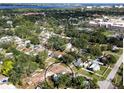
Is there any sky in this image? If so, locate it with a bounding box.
[0,0,124,3]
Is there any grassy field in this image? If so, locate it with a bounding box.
[95,66,108,75]
[0,64,2,73]
[103,48,122,59]
[113,73,122,85]
[73,64,112,81]
[103,51,119,59]
[103,49,122,67]
[76,68,102,81]
[45,57,58,66]
[112,64,123,88]
[101,31,113,36]
[102,68,111,79]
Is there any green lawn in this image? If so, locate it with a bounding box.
[101,31,113,36]
[112,64,123,86]
[74,65,112,81]
[95,66,108,75]
[113,73,122,85]
[102,68,111,79]
[117,48,123,55]
[45,57,58,66]
[77,68,102,81]
[46,58,57,62]
[103,51,120,59]
[103,48,122,59]
[0,64,2,73]
[103,49,122,67]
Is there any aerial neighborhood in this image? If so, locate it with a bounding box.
[0,4,123,89]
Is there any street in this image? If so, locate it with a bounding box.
[98,54,123,89]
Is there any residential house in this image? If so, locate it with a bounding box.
[6,20,13,27]
[52,51,65,58]
[112,45,119,52]
[89,62,100,71]
[5,53,13,59]
[52,72,66,82]
[65,43,72,52]
[52,74,59,82]
[88,59,103,71]
[74,58,83,67]
[98,56,108,66]
[14,36,23,45]
[0,48,3,53]
[48,51,53,57]
[0,36,13,45]
[39,31,54,44]
[0,60,3,64]
[25,40,31,46]
[83,62,89,68]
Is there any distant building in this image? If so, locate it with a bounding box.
[89,17,124,31]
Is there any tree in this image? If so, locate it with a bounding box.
[107,44,113,51]
[97,27,106,32]
[6,46,20,55]
[15,53,38,75]
[26,61,39,76]
[57,74,71,88]
[0,53,4,60]
[108,54,117,64]
[1,60,14,76]
[13,15,25,27]
[8,52,39,85]
[116,40,123,47]
[80,33,89,41]
[72,37,88,49]
[52,74,71,88]
[108,37,123,47]
[100,45,108,51]
[37,82,53,89]
[14,20,35,39]
[72,76,85,89]
[89,45,102,56]
[35,50,48,69]
[47,36,67,51]
[89,31,107,44]
[89,79,99,88]
[67,51,80,60]
[0,41,13,49]
[28,35,40,45]
[60,54,75,64]
[8,68,22,85]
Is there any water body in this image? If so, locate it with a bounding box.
[0,3,123,9]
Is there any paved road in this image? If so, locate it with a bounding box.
[107,55,123,80]
[98,55,123,89]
